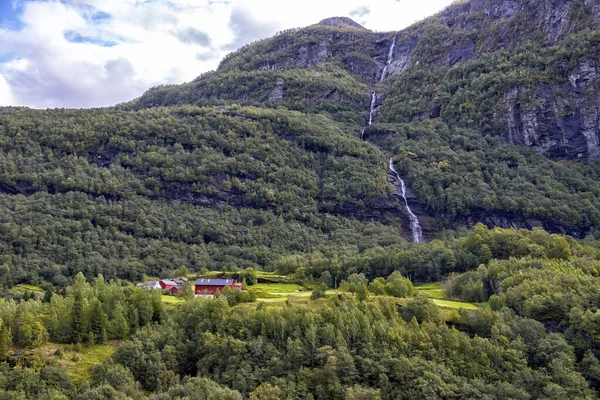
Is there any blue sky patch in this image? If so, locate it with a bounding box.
[64,30,118,47]
[0,1,25,30]
[90,11,111,22]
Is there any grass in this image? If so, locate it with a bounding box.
[34,343,118,384]
[252,283,305,293]
[252,282,310,302]
[415,282,479,310]
[431,298,478,310]
[161,295,185,304]
[414,282,445,299]
[9,284,45,295]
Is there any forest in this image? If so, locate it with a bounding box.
[1,0,600,398]
[1,226,600,399]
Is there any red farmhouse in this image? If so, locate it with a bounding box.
[194,279,242,296]
[159,279,178,290]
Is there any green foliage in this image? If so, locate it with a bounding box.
[385,271,414,297]
[0,105,402,286]
[310,283,327,300]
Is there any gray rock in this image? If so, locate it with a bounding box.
[268,79,284,101]
[500,59,600,160]
[317,17,368,30]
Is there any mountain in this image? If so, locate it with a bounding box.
[1,0,600,284]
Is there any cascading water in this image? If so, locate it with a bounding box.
[361,93,377,139]
[362,36,396,138]
[380,36,396,82]
[360,37,424,243]
[389,159,424,244]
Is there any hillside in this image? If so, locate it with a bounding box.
[4,1,600,399]
[126,0,600,239]
[0,0,599,285]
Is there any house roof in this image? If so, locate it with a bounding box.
[161,279,179,286]
[138,281,160,289]
[194,279,235,286]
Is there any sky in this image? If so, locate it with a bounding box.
[0,0,455,109]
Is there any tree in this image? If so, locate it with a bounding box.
[319,271,332,288]
[90,299,108,344]
[385,271,414,297]
[406,294,440,323]
[345,385,381,400]
[250,383,282,400]
[71,289,86,343]
[178,281,195,301]
[311,283,327,300]
[0,319,8,361]
[368,278,386,295]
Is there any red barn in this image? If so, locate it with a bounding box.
[159,279,178,290]
[194,279,242,296]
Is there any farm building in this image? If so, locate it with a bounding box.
[194,279,242,296]
[138,281,161,290]
[159,279,179,290]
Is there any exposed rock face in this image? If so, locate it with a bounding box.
[500,59,600,160]
[268,79,284,101]
[318,17,368,30]
[138,1,600,161]
[386,34,418,78]
[441,0,596,46]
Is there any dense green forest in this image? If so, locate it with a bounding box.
[2,227,600,399]
[0,106,403,285]
[2,0,600,397]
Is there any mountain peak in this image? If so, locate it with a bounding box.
[317,17,368,30]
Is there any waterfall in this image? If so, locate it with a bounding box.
[380,36,396,82]
[361,92,377,139]
[361,37,396,139]
[389,158,424,244]
[359,36,423,243]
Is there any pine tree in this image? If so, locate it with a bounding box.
[71,290,85,343]
[0,319,9,361]
[90,299,108,344]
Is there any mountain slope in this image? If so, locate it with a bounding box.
[127,1,600,236]
[2,0,600,284]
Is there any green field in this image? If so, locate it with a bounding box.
[9,284,45,293]
[251,282,311,304]
[415,282,478,309]
[161,295,185,304]
[431,298,478,310]
[252,283,305,293]
[27,343,118,384]
[159,280,477,311]
[414,282,445,299]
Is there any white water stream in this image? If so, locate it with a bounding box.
[361,36,424,243]
[380,36,396,82]
[389,159,424,244]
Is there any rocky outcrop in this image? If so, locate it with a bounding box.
[500,58,600,160]
[268,79,284,101]
[451,208,588,238]
[318,17,368,31]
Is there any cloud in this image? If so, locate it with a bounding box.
[350,6,371,18]
[0,0,456,109]
[225,6,278,50]
[175,27,212,46]
[0,75,14,106]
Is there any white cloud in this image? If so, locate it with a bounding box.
[0,0,455,109]
[0,74,14,106]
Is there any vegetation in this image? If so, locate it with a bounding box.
[1,0,600,398]
[0,226,599,398]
